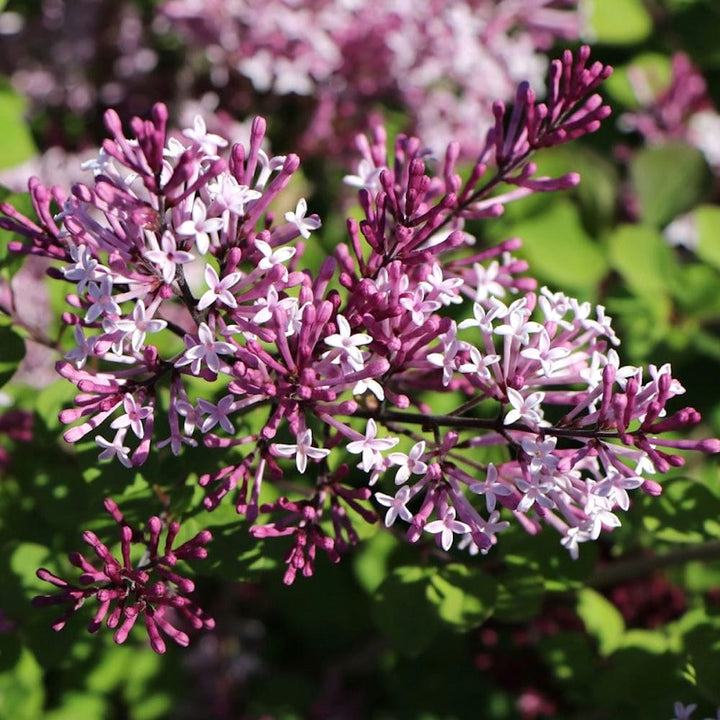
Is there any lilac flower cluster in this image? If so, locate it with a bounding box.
[32,499,213,653]
[0,0,159,135]
[621,53,720,171]
[2,47,718,590]
[619,52,720,250]
[672,702,720,720]
[159,0,582,157]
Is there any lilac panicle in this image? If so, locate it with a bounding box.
[32,499,213,653]
[3,47,719,586]
[159,0,583,158]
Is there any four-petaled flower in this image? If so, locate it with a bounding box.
[387,441,428,485]
[176,199,225,255]
[272,428,330,473]
[399,287,441,326]
[177,322,235,375]
[62,243,108,293]
[375,486,414,527]
[197,395,236,434]
[470,463,513,513]
[110,394,153,439]
[424,507,471,551]
[65,324,97,369]
[95,429,133,468]
[196,264,242,310]
[182,114,228,155]
[144,231,195,285]
[346,419,399,472]
[284,198,321,239]
[207,175,262,218]
[114,300,168,352]
[504,388,545,427]
[255,238,296,277]
[324,315,372,370]
[86,277,120,322]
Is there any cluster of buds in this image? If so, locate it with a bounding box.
[2,47,718,598]
[32,499,213,653]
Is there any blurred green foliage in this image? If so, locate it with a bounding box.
[1,0,720,718]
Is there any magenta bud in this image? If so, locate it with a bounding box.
[641,479,663,496]
[699,438,720,453]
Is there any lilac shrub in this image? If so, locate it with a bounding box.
[158,0,582,157]
[2,47,719,648]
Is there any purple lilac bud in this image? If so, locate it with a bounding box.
[32,500,213,653]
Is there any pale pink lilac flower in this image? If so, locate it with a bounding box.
[175,199,225,255]
[177,323,235,375]
[284,198,321,239]
[346,419,399,472]
[113,300,167,351]
[196,265,242,310]
[424,507,471,551]
[110,394,153,439]
[272,429,331,474]
[375,486,414,527]
[3,50,719,587]
[144,231,195,285]
[95,429,133,468]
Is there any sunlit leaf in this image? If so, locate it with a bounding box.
[577,588,625,656]
[372,566,441,655]
[630,143,711,227]
[587,0,652,45]
[0,82,36,170]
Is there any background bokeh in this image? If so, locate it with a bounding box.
[2,1,720,719]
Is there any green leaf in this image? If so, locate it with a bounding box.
[494,564,544,622]
[683,624,720,704]
[604,54,672,109]
[500,525,598,591]
[506,199,608,295]
[34,377,77,431]
[117,648,174,720]
[639,478,720,544]
[538,631,597,690]
[592,645,686,718]
[630,143,711,227]
[576,588,625,656]
[0,320,25,388]
[0,82,36,170]
[44,693,108,720]
[427,564,497,631]
[353,530,399,594]
[9,541,53,596]
[671,3,720,68]
[670,262,720,318]
[587,0,652,44]
[0,647,44,720]
[606,224,676,298]
[588,0,652,45]
[372,566,441,655]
